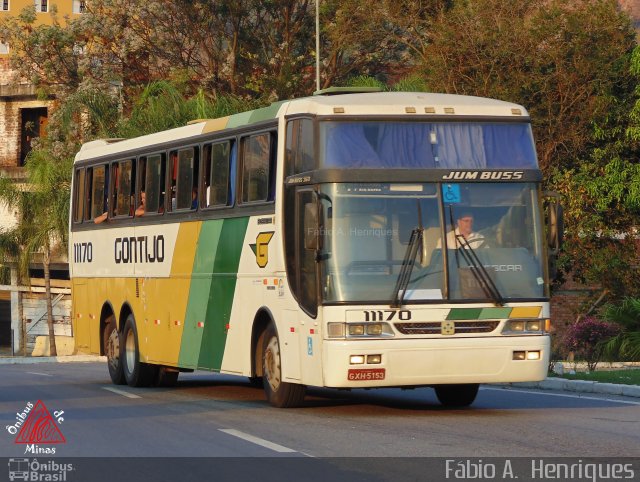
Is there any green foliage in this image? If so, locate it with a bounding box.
[601,298,640,361]
[344,75,428,92]
[118,81,262,138]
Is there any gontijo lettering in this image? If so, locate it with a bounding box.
[115,235,165,264]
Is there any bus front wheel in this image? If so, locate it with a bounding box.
[434,384,479,407]
[262,324,306,408]
[122,314,157,387]
[104,317,125,385]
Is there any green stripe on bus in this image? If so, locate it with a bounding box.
[479,307,512,319]
[197,216,250,370]
[178,220,224,368]
[248,102,285,123]
[446,308,483,320]
[226,111,254,129]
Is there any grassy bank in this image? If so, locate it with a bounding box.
[549,368,640,385]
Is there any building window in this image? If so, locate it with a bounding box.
[0,0,9,12]
[33,0,47,12]
[0,43,8,55]
[72,0,85,13]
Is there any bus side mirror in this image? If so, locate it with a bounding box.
[544,192,564,280]
[304,202,320,251]
[545,196,564,253]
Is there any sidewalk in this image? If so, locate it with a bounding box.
[496,378,640,399]
[0,354,106,364]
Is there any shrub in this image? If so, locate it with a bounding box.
[563,316,621,371]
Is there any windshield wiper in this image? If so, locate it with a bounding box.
[447,206,503,306]
[391,227,423,308]
[454,233,504,306]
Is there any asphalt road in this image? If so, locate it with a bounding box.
[1,362,639,481]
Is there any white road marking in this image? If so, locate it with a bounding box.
[102,386,142,399]
[27,372,52,377]
[482,386,640,406]
[219,429,297,453]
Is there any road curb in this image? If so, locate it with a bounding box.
[0,355,106,365]
[495,377,640,399]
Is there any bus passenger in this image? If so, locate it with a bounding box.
[135,191,146,217]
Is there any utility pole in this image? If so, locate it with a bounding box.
[316,0,321,92]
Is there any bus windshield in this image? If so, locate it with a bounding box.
[319,121,538,169]
[317,182,546,303]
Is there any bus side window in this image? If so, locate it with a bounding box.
[73,168,85,223]
[83,167,93,222]
[90,164,107,223]
[147,153,165,215]
[285,118,315,176]
[114,159,134,217]
[241,132,273,203]
[170,147,199,211]
[203,141,231,208]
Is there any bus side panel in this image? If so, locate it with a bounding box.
[71,280,92,354]
[142,222,200,364]
[177,220,223,368]
[193,217,249,370]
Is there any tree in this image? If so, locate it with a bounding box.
[602,298,640,361]
[0,169,65,356]
[418,0,640,298]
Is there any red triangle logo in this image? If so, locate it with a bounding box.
[14,400,66,444]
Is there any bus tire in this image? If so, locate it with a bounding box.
[262,324,305,408]
[103,317,125,385]
[121,314,157,387]
[434,384,479,407]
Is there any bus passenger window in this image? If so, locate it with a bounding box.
[241,133,271,203]
[203,141,231,208]
[73,168,85,223]
[137,154,165,216]
[90,165,107,223]
[113,159,134,217]
[171,148,199,211]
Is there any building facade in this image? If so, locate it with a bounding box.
[0,0,81,355]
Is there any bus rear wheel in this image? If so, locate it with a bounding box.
[103,317,125,385]
[262,324,305,408]
[122,314,157,387]
[434,384,479,407]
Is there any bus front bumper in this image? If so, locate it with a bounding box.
[322,335,550,388]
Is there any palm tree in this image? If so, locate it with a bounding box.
[602,298,640,361]
[22,152,74,357]
[0,179,38,355]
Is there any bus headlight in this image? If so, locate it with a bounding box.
[366,324,383,336]
[526,320,542,331]
[348,324,365,336]
[327,323,345,338]
[327,322,394,338]
[502,319,549,335]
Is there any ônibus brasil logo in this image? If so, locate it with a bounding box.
[5,400,66,455]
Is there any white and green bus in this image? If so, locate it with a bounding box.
[70,89,560,407]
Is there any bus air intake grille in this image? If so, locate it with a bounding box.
[394,321,500,335]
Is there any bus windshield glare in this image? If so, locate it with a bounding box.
[319,121,538,169]
[317,182,546,303]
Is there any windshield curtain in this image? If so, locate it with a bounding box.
[317,183,546,303]
[319,121,538,169]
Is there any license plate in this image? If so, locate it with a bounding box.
[347,368,386,381]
